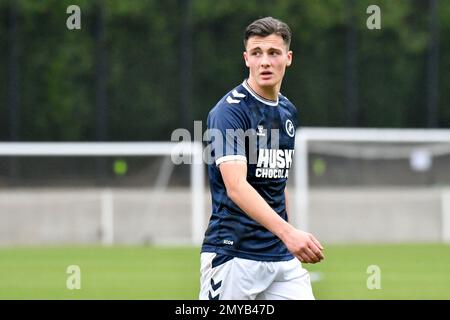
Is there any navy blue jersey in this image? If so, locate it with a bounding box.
[201,80,298,261]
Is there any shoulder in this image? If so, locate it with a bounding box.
[278,93,299,127]
[278,93,297,114]
[210,84,248,112]
[208,84,250,126]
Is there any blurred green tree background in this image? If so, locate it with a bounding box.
[0,0,449,142]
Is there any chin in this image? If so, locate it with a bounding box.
[258,80,278,88]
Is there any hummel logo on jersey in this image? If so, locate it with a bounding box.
[257,125,266,136]
[226,90,246,104]
[256,149,294,178]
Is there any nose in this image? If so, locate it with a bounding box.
[260,53,270,67]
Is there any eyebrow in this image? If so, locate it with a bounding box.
[248,46,283,52]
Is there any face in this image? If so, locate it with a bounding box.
[244,34,292,95]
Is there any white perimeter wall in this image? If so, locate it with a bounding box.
[0,187,446,246]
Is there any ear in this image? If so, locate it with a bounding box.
[243,51,250,67]
[286,50,293,67]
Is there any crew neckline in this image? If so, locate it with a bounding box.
[242,80,279,107]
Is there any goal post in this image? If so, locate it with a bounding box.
[3,129,450,246]
[0,141,205,245]
[442,188,450,243]
[294,127,450,243]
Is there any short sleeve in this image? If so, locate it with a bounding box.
[207,104,249,166]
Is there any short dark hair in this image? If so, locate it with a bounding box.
[244,17,292,49]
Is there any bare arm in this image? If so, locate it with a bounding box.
[220,161,324,263]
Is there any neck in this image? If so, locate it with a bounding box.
[246,78,279,101]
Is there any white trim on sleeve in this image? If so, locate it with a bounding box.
[216,155,247,166]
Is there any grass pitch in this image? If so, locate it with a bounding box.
[0,244,449,299]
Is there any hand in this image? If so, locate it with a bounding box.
[281,228,324,264]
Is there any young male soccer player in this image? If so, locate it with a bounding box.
[199,17,324,300]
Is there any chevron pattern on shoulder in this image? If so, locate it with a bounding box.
[226,96,240,104]
[226,90,245,104]
[232,90,246,98]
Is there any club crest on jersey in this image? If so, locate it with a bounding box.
[285,119,295,137]
[255,149,294,179]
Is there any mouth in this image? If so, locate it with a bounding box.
[260,71,273,79]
